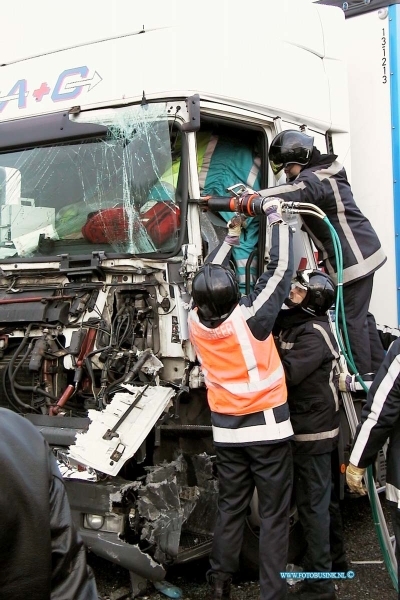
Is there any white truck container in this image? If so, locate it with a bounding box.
[318,0,400,328]
[0,0,349,593]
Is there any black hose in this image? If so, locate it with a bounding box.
[105,349,152,401]
[8,325,57,406]
[7,325,42,412]
[124,349,152,383]
[2,364,24,413]
[245,249,258,296]
[83,353,103,404]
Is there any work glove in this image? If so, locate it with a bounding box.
[346,462,367,496]
[262,197,283,225]
[224,215,247,246]
[339,373,374,393]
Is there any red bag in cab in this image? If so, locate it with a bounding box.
[82,202,180,246]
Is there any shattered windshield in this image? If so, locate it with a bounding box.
[0,103,181,259]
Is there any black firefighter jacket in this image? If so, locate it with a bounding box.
[274,307,340,454]
[260,150,386,285]
[350,337,400,507]
[0,408,98,600]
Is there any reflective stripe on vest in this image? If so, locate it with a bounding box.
[293,427,339,442]
[212,407,293,444]
[188,305,287,415]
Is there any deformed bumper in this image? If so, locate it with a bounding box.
[81,529,166,581]
[65,477,166,581]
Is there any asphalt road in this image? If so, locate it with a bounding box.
[90,493,398,600]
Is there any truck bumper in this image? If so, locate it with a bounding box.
[81,529,166,581]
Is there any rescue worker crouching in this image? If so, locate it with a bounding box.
[188,200,294,600]
[274,270,344,600]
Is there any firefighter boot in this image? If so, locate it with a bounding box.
[208,574,231,600]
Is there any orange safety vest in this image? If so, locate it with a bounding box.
[188,305,287,415]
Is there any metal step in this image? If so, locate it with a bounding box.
[175,531,213,564]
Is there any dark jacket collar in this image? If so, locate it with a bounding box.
[276,305,329,329]
[286,148,338,182]
[304,147,337,169]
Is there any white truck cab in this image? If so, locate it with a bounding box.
[0,0,349,592]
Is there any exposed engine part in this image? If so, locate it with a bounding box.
[94,289,161,405]
[160,358,187,384]
[49,385,75,417]
[3,324,68,412]
[69,289,99,318]
[29,329,60,371]
[188,365,205,388]
[0,335,8,359]
[113,290,158,352]
[0,285,168,416]
[0,290,71,324]
[179,245,200,289]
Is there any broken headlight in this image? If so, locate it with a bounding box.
[83,513,123,533]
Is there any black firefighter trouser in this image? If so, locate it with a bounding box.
[341,274,385,375]
[293,452,335,596]
[208,441,293,600]
[329,449,347,568]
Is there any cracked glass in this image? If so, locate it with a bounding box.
[0,103,181,258]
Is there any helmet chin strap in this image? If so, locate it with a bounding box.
[283,297,299,309]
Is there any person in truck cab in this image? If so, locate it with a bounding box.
[274,269,344,600]
[0,408,98,600]
[196,129,262,293]
[252,130,386,379]
[188,200,294,600]
[147,128,263,292]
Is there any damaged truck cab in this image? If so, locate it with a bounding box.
[0,100,218,583]
[0,0,349,592]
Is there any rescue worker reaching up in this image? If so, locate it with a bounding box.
[253,130,386,377]
[188,199,294,600]
[274,270,342,600]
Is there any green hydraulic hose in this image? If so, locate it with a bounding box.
[322,219,357,377]
[279,201,397,589]
[322,215,398,591]
[219,196,397,588]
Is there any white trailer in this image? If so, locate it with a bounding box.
[317,0,400,328]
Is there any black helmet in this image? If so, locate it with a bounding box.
[192,263,240,323]
[293,270,336,316]
[269,130,314,175]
